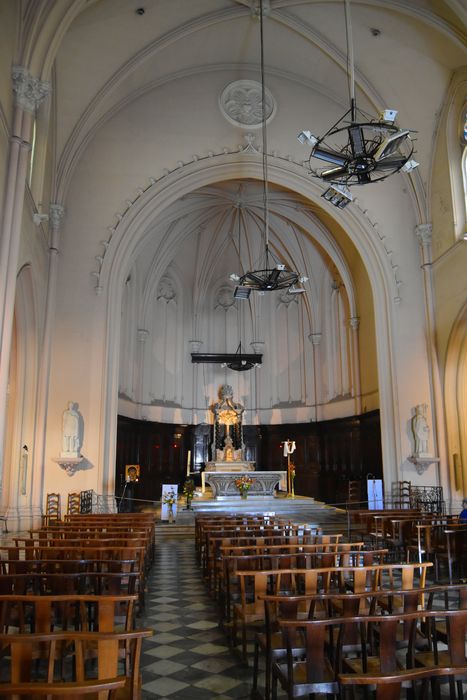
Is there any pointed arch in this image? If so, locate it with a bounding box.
[445,303,467,497]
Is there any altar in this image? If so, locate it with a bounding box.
[206,461,254,472]
[204,470,287,498]
[201,384,286,498]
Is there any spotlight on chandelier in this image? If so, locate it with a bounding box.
[230,0,306,297]
[298,0,419,207]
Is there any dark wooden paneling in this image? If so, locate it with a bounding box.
[115,417,189,506]
[116,410,382,505]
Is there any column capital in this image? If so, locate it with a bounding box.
[415,223,433,246]
[189,340,203,353]
[309,332,322,346]
[137,329,149,343]
[350,316,360,330]
[250,340,265,353]
[49,204,65,231]
[12,66,51,113]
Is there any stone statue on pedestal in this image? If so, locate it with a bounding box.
[412,403,430,457]
[61,402,81,458]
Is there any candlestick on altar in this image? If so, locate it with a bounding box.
[186,450,191,476]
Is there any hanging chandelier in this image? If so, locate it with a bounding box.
[298,0,418,205]
[231,0,306,299]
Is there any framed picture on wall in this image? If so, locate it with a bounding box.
[125,464,140,482]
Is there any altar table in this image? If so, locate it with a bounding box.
[204,470,286,498]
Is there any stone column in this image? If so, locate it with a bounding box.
[0,66,50,488]
[415,223,447,493]
[309,333,322,421]
[349,316,362,414]
[189,340,203,424]
[251,341,265,425]
[31,204,65,508]
[136,329,149,418]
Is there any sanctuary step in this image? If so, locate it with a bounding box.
[190,491,347,534]
[147,493,347,535]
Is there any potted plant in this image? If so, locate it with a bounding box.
[183,479,195,509]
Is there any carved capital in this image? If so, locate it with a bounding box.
[137,329,149,343]
[12,66,51,112]
[49,204,65,231]
[189,340,203,353]
[309,333,322,346]
[250,341,265,354]
[415,223,433,247]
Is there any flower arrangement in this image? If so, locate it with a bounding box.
[235,475,254,496]
[183,479,195,498]
[162,490,177,507]
[183,479,195,509]
[288,463,296,498]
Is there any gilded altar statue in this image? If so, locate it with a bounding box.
[211,384,245,461]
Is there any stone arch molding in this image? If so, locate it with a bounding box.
[444,303,467,496]
[92,141,403,305]
[96,153,405,494]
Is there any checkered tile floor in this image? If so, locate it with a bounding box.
[139,535,464,699]
[140,535,259,699]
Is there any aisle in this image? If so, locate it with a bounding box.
[140,535,256,700]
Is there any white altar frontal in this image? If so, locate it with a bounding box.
[204,470,286,498]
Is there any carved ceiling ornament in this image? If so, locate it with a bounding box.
[216,286,236,309]
[219,80,276,128]
[12,66,51,113]
[157,277,176,302]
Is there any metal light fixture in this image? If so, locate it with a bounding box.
[298,0,418,198]
[231,0,305,296]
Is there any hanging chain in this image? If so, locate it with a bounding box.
[260,0,270,262]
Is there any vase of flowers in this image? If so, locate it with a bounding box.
[162,489,177,523]
[289,465,296,498]
[235,475,254,499]
[183,479,195,510]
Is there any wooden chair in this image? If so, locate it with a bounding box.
[393,480,412,509]
[0,628,153,699]
[273,610,429,700]
[43,492,61,526]
[409,608,467,699]
[67,491,81,515]
[433,526,467,583]
[272,616,342,699]
[0,680,125,697]
[339,666,467,700]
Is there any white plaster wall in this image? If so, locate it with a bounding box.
[44,67,436,499]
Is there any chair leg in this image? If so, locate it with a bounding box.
[271,669,277,700]
[251,637,259,696]
[241,622,247,662]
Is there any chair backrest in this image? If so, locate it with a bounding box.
[0,593,138,633]
[44,493,61,522]
[0,628,152,698]
[339,665,467,700]
[67,492,81,515]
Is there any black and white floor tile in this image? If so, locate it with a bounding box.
[140,536,260,700]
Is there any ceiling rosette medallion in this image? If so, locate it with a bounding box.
[219,80,276,128]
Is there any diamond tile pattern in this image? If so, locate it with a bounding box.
[140,535,267,699]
